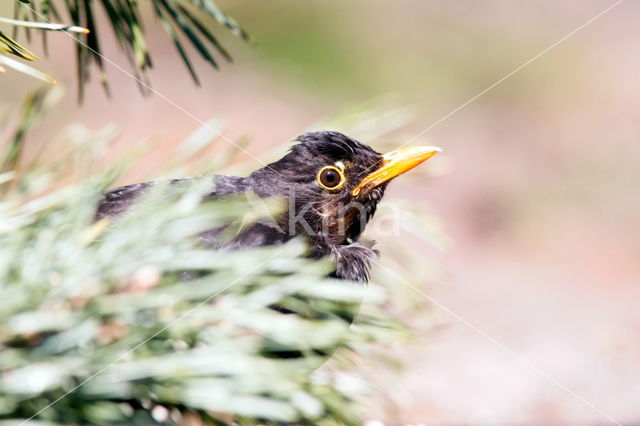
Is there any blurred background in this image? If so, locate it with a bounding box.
[2,0,640,423]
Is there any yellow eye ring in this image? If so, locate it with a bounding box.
[317,166,346,190]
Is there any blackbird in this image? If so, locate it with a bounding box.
[96,131,440,283]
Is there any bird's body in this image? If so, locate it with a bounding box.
[96,132,440,282]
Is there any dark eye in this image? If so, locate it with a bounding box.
[317,166,345,190]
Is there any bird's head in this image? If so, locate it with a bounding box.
[250,131,440,246]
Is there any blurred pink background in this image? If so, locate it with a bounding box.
[2,1,640,424]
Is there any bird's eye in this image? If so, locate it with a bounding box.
[317,166,346,190]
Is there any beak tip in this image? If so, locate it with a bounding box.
[352,144,442,196]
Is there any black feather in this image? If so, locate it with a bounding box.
[96,131,390,283]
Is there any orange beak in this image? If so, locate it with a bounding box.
[352,146,442,196]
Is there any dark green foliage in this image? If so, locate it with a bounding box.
[3,1,253,98]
